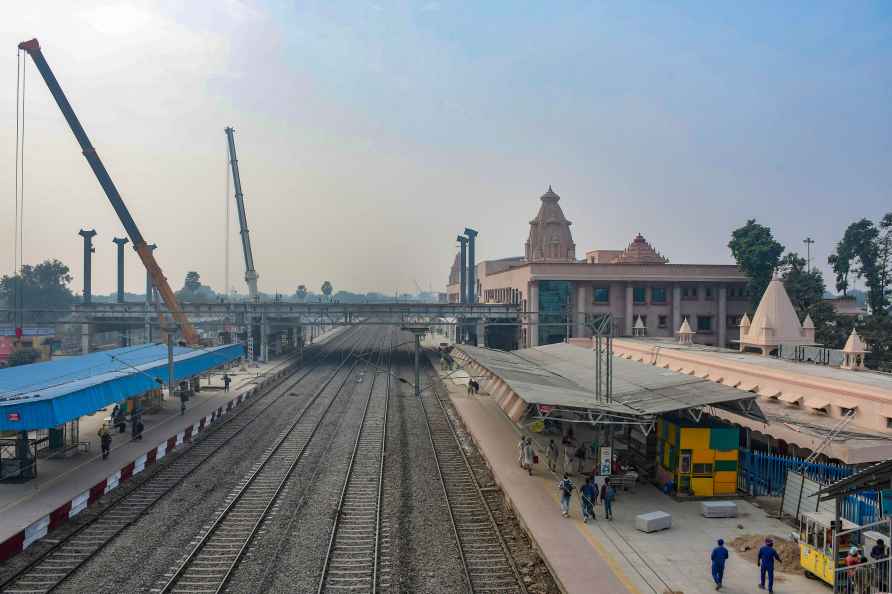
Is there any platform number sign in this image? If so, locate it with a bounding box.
[6,412,21,422]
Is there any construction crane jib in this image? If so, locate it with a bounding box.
[18,38,199,345]
[224,127,259,299]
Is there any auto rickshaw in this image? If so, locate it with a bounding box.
[799,511,858,585]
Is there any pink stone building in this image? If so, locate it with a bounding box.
[447,187,750,349]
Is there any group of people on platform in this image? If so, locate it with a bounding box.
[557,474,615,522]
[97,403,145,460]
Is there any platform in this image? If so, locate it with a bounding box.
[436,359,826,594]
[0,355,291,562]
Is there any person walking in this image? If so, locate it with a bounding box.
[757,538,781,593]
[98,425,112,460]
[521,438,535,476]
[870,538,888,592]
[517,436,527,468]
[134,418,144,441]
[580,478,597,523]
[546,439,558,472]
[222,373,231,392]
[558,473,575,518]
[601,482,616,520]
[710,538,729,590]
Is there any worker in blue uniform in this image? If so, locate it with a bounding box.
[710,538,729,590]
[757,538,781,593]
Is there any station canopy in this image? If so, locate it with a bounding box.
[0,343,244,431]
[458,342,766,426]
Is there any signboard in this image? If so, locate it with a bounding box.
[6,412,21,422]
[537,404,553,416]
[0,326,55,337]
[599,446,612,476]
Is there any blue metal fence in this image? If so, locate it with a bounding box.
[738,449,854,496]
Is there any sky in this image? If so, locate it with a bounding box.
[2,1,891,297]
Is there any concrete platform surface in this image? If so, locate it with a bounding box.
[438,362,825,594]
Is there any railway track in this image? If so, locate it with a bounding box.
[0,329,359,594]
[317,329,393,593]
[418,356,527,594]
[158,329,383,594]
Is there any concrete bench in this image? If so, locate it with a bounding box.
[701,501,737,518]
[635,511,672,533]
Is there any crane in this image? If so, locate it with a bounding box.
[224,127,259,299]
[18,38,199,345]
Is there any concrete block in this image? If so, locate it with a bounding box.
[701,501,738,518]
[635,511,672,533]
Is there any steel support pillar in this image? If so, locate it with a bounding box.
[464,227,477,305]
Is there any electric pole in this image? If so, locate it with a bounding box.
[804,237,815,271]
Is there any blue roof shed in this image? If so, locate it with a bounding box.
[0,343,244,431]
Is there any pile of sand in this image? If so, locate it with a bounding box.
[730,535,800,574]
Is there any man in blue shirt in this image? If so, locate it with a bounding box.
[710,538,729,590]
[757,538,781,593]
[580,478,598,523]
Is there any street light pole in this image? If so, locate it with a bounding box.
[804,237,815,271]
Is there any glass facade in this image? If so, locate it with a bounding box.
[593,286,610,303]
[538,280,571,345]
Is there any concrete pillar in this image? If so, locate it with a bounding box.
[465,228,478,304]
[144,243,157,343]
[112,237,129,303]
[78,229,97,304]
[457,236,468,304]
[528,282,539,347]
[718,285,727,348]
[624,284,634,336]
[576,283,587,337]
[260,316,269,362]
[80,322,91,354]
[672,285,682,337]
[477,319,486,347]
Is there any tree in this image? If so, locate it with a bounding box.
[321,281,333,300]
[829,216,890,315]
[779,252,825,316]
[0,259,75,321]
[184,271,202,293]
[728,220,785,309]
[295,285,308,301]
[176,271,216,302]
[8,347,41,367]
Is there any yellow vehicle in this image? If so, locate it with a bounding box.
[798,511,857,585]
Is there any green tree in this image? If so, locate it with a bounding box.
[184,271,202,293]
[728,220,785,309]
[321,281,333,300]
[779,252,825,316]
[7,347,41,367]
[0,259,75,321]
[295,285,308,301]
[829,217,890,315]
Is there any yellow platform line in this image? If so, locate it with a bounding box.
[545,488,643,594]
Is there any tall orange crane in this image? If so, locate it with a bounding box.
[18,38,199,345]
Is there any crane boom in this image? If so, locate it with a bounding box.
[224,127,259,299]
[18,38,199,345]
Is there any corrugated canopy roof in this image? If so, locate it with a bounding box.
[0,343,244,431]
[458,343,765,421]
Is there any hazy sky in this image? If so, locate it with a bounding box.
[2,1,890,297]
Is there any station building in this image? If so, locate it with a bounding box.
[447,187,750,349]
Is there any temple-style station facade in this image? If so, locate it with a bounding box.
[448,187,750,349]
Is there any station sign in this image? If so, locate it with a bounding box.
[0,326,55,337]
[599,446,612,476]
